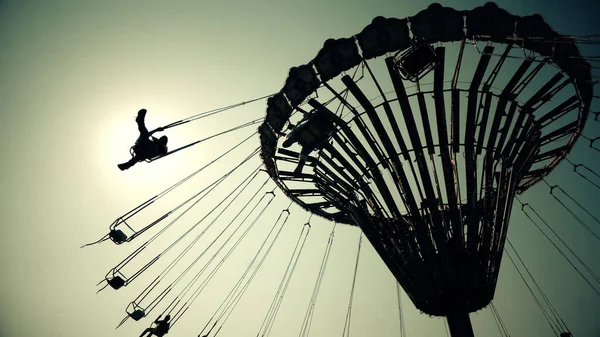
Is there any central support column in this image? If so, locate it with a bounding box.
[446,311,475,337]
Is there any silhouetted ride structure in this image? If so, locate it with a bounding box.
[259,2,593,336]
[86,2,600,337]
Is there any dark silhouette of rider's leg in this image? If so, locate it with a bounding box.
[118,109,149,171]
[139,327,155,337]
[118,156,138,171]
[136,109,149,137]
[294,146,312,174]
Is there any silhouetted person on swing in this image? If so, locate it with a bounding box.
[118,109,168,171]
[140,315,171,337]
[282,107,336,175]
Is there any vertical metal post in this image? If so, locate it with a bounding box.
[446,311,475,337]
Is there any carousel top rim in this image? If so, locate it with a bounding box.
[258,1,594,224]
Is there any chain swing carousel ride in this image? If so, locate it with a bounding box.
[85,3,599,337]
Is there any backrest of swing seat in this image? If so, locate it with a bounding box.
[109,229,128,244]
[107,275,126,290]
[129,309,146,321]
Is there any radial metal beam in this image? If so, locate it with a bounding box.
[362,60,412,161]
[482,58,534,244]
[341,73,419,209]
[308,99,403,219]
[320,87,390,170]
[416,91,436,154]
[386,55,455,291]
[475,92,494,155]
[433,47,462,247]
[536,96,580,126]
[330,133,372,180]
[539,120,579,145]
[451,40,466,154]
[507,116,535,165]
[318,151,361,190]
[464,46,494,291]
[342,74,411,197]
[315,160,357,193]
[523,72,565,109]
[501,72,566,158]
[500,108,527,159]
[494,100,519,160]
[533,145,571,163]
[485,58,534,157]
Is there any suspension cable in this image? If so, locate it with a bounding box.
[504,245,560,336]
[544,178,600,228]
[140,173,270,318]
[98,148,260,291]
[489,302,503,336]
[196,193,280,331]
[167,182,278,328]
[120,175,268,330]
[256,221,312,337]
[115,166,264,329]
[100,170,231,294]
[176,188,281,334]
[541,179,600,241]
[202,205,293,337]
[579,134,600,153]
[517,198,600,295]
[298,223,337,337]
[83,132,258,248]
[155,93,276,132]
[490,301,510,337]
[149,118,263,162]
[132,160,264,307]
[342,232,363,337]
[565,158,600,191]
[507,239,569,332]
[397,282,406,337]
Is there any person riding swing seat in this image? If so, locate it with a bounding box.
[118,109,168,171]
[282,106,337,174]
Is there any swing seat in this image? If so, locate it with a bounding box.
[132,145,164,163]
[393,41,437,82]
[129,309,146,321]
[107,276,126,290]
[145,154,164,163]
[126,301,147,321]
[109,229,128,244]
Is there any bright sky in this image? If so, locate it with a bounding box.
[0,1,599,337]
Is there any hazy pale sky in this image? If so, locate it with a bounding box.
[0,1,599,337]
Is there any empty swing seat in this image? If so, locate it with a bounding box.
[107,275,126,290]
[393,41,437,82]
[109,229,128,244]
[126,301,147,321]
[129,309,146,321]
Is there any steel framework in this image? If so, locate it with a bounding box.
[259,3,593,336]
